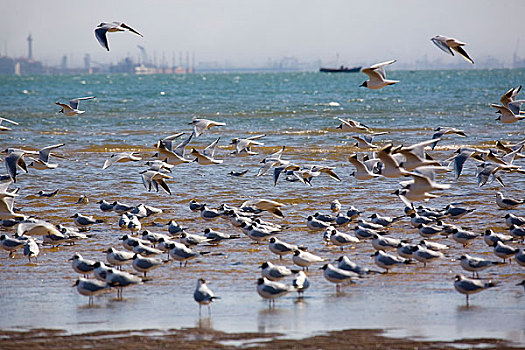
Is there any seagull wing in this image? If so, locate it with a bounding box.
[69,96,95,110]
[94,26,110,51]
[431,36,454,55]
[120,23,143,37]
[203,137,220,158]
[39,143,65,163]
[174,133,193,157]
[55,102,74,113]
[451,45,474,64]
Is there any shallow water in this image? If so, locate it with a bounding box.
[0,70,524,344]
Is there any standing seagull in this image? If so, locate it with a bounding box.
[496,192,525,209]
[94,22,143,51]
[431,35,474,64]
[359,60,398,90]
[454,274,496,306]
[194,278,219,317]
[55,96,95,116]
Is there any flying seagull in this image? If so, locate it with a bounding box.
[95,22,143,51]
[431,35,474,64]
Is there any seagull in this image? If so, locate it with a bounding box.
[106,247,135,266]
[180,232,212,246]
[399,172,450,195]
[348,154,381,181]
[28,143,65,170]
[451,228,480,247]
[327,228,360,249]
[371,234,402,251]
[71,213,103,230]
[260,261,298,281]
[23,237,39,262]
[352,136,379,150]
[241,199,285,218]
[5,149,27,183]
[97,199,115,212]
[431,35,474,64]
[38,189,60,198]
[228,169,249,177]
[140,170,172,194]
[105,268,142,300]
[73,278,111,305]
[194,278,219,317]
[93,261,112,282]
[377,144,409,178]
[492,241,519,263]
[491,104,525,124]
[336,256,378,275]
[132,253,164,277]
[0,234,25,257]
[330,199,341,213]
[496,192,525,209]
[191,138,223,165]
[103,152,141,169]
[306,216,331,230]
[69,253,96,277]
[516,249,525,267]
[336,118,372,132]
[505,213,525,227]
[459,254,502,278]
[500,85,522,107]
[292,271,310,298]
[483,229,513,247]
[431,127,467,149]
[203,228,239,242]
[168,242,199,267]
[153,133,193,165]
[231,134,265,156]
[411,245,444,267]
[120,235,151,251]
[95,22,143,51]
[292,249,325,270]
[256,277,293,308]
[190,118,226,138]
[321,263,359,292]
[0,117,19,131]
[131,240,162,256]
[454,274,496,306]
[268,237,299,259]
[55,96,95,116]
[199,204,223,220]
[445,205,475,220]
[372,250,412,273]
[359,60,398,90]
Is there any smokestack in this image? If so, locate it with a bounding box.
[27,34,33,60]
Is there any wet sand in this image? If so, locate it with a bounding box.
[0,327,518,350]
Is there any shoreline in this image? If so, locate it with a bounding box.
[0,327,518,350]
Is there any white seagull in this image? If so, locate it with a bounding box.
[431,35,474,64]
[56,96,95,116]
[95,22,143,51]
[359,60,398,90]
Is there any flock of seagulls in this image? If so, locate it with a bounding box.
[0,26,524,325]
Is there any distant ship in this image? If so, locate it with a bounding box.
[319,65,361,73]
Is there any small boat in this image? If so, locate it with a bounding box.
[320,65,361,73]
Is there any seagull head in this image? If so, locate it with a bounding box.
[359,81,368,88]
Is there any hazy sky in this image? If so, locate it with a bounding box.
[1,0,524,67]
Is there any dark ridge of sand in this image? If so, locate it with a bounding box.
[0,328,517,350]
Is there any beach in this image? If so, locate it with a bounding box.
[0,71,524,348]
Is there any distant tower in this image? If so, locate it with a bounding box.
[27,34,33,60]
[61,55,67,70]
[84,53,91,71]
